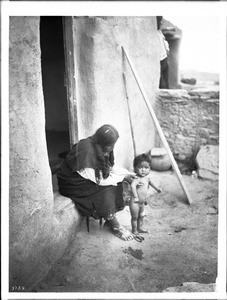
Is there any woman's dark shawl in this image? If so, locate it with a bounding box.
[65,137,98,173]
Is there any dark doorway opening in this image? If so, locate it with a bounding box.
[40,16,70,174]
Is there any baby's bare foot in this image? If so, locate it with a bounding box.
[138,228,148,233]
[132,229,139,235]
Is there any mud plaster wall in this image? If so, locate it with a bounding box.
[155,88,219,168]
[8,16,160,289]
[9,17,56,289]
[73,17,160,170]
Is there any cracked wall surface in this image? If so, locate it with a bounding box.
[72,16,160,170]
[8,16,161,289]
[9,16,55,289]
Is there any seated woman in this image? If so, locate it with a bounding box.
[57,124,135,241]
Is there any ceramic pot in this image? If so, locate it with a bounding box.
[149,147,171,171]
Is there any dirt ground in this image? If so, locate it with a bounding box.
[35,170,218,293]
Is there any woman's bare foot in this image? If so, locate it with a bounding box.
[112,226,134,241]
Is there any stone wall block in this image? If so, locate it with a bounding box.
[157,89,190,99]
[156,88,219,170]
[207,99,219,103]
[199,128,210,139]
[195,145,219,180]
[188,87,219,99]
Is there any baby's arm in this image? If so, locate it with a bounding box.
[148,178,162,193]
[131,179,140,202]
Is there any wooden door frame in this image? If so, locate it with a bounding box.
[62,16,78,148]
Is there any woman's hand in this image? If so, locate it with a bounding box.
[133,197,139,203]
[124,173,144,188]
[123,173,137,184]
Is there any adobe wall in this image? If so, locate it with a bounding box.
[155,87,219,170]
[9,17,79,290]
[72,17,160,170]
[8,16,161,289]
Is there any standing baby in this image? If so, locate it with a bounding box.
[129,153,162,235]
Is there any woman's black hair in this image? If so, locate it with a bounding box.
[93,124,119,179]
[94,144,114,179]
[94,124,119,147]
[133,153,152,170]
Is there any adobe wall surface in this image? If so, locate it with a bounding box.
[73,17,160,170]
[8,16,161,289]
[9,17,79,290]
[155,87,219,170]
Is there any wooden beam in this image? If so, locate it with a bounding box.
[62,17,78,148]
[122,71,137,157]
[122,46,192,205]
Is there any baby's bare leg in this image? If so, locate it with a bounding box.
[129,202,140,234]
[137,204,148,233]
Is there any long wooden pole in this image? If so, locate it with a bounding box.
[122,48,137,156]
[122,72,137,157]
[122,46,192,205]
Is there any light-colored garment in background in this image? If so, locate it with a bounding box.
[158,29,169,60]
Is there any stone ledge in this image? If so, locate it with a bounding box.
[188,86,219,98]
[52,190,81,240]
[54,191,76,214]
[30,192,81,291]
[157,89,190,99]
[157,87,219,102]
